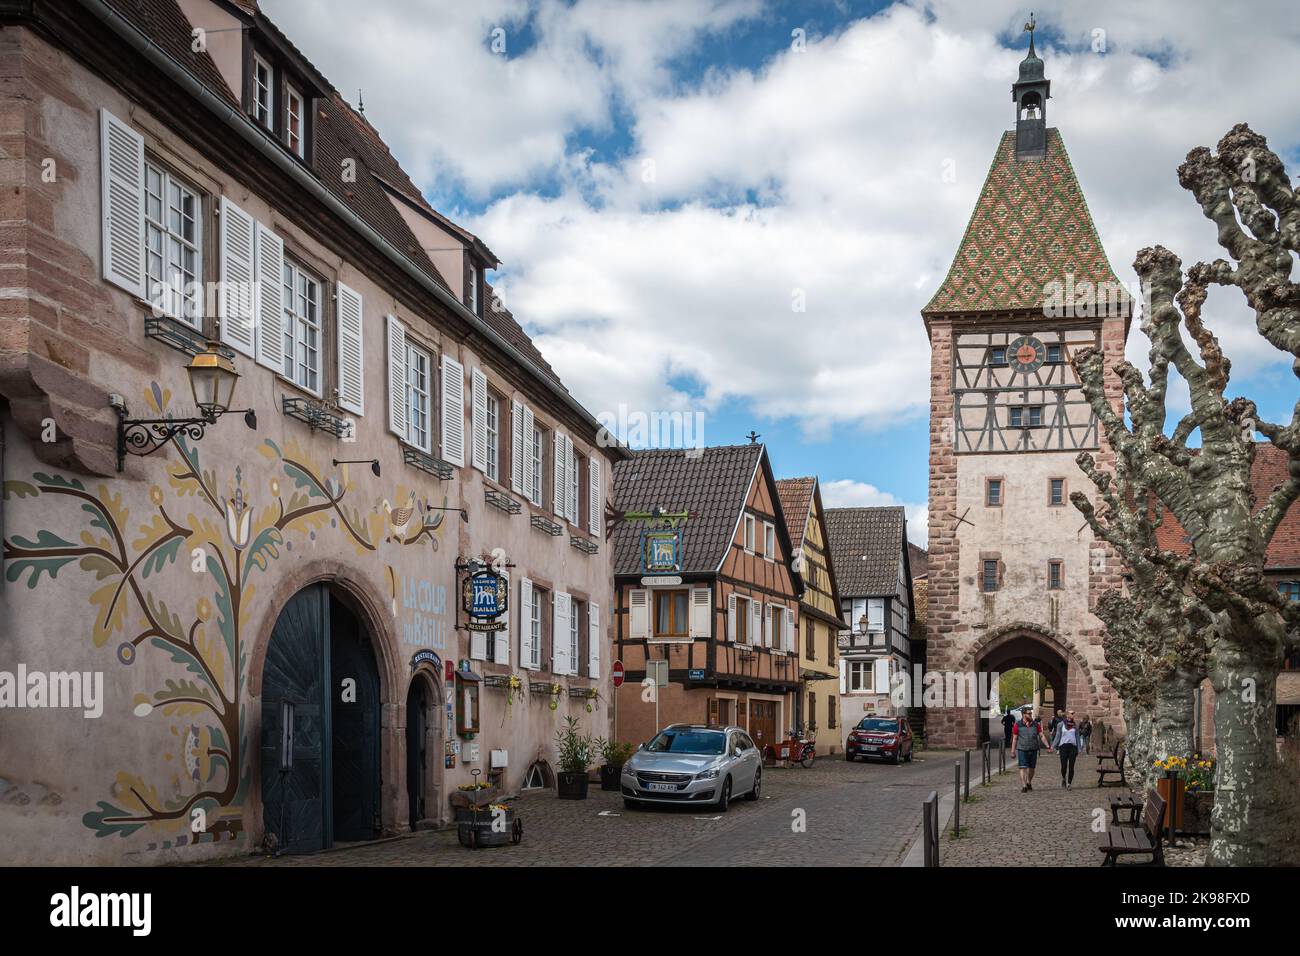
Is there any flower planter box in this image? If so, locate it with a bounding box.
[599,764,623,791]
[456,804,522,849]
[556,770,590,800]
[1180,790,1214,837]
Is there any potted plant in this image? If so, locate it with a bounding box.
[554,714,595,799]
[1152,754,1215,835]
[598,738,635,791]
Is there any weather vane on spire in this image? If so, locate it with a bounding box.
[1024,12,1037,56]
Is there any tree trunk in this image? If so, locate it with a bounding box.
[1123,703,1152,791]
[1146,670,1198,791]
[1208,642,1300,865]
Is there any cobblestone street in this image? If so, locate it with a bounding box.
[941,752,1208,867]
[211,749,969,867]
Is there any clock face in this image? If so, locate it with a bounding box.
[1007,335,1047,374]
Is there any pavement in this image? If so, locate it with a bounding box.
[210,748,970,867]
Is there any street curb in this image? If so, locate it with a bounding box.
[898,754,1011,866]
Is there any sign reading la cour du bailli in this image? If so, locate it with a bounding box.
[461,567,508,632]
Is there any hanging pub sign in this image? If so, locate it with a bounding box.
[462,568,508,632]
[641,528,682,573]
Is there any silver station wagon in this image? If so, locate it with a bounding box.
[620,724,762,811]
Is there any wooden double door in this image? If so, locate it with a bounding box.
[260,585,381,853]
[749,699,779,749]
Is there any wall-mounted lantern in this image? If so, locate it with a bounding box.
[114,341,257,471]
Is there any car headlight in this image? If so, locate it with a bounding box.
[695,767,721,780]
[621,763,637,777]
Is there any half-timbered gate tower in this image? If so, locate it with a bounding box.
[921,22,1129,746]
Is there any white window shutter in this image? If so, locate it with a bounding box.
[440,353,465,466]
[868,598,884,633]
[588,603,601,679]
[785,607,795,652]
[839,660,847,695]
[253,223,285,373]
[553,432,566,517]
[690,586,710,638]
[218,196,256,358]
[630,589,648,640]
[875,659,890,694]
[750,598,762,646]
[471,367,488,472]
[763,603,772,647]
[494,573,510,665]
[523,405,536,501]
[386,314,407,439]
[727,594,737,642]
[99,109,146,298]
[589,457,602,535]
[335,281,364,415]
[567,437,578,523]
[553,592,571,675]
[470,624,487,661]
[510,399,525,493]
[520,577,534,669]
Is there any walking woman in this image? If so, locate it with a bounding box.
[1052,709,1081,789]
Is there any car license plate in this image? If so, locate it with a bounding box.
[863,745,880,751]
[646,782,677,792]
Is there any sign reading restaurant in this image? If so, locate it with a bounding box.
[461,569,509,632]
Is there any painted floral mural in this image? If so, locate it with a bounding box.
[2,383,447,850]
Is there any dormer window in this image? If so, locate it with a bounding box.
[247,47,314,162]
[285,83,304,158]
[253,54,274,130]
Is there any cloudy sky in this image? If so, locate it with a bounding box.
[264,0,1300,544]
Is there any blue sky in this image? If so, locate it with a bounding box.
[265,0,1300,543]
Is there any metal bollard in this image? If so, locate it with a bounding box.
[999,739,1006,774]
[923,790,939,867]
[953,761,961,837]
[982,741,991,784]
[964,749,971,800]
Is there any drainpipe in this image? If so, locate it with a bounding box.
[76,0,611,440]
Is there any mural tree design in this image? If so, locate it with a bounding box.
[2,384,445,848]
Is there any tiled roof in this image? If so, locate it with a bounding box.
[774,477,816,545]
[483,281,565,390]
[908,542,929,579]
[1153,444,1300,571]
[612,445,764,575]
[923,128,1123,315]
[824,506,906,597]
[106,0,237,105]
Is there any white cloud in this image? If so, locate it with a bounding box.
[821,479,928,545]
[260,0,1300,447]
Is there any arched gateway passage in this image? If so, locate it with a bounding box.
[260,584,381,852]
[963,623,1096,745]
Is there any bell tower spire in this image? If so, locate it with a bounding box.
[1011,13,1050,160]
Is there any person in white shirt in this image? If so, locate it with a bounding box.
[1050,709,1081,789]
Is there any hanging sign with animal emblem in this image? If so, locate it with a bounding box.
[462,568,508,632]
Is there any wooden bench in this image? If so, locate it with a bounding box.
[1096,741,1127,787]
[1099,789,1166,866]
[1108,793,1142,825]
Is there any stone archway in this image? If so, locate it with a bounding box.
[961,624,1102,749]
[404,665,445,830]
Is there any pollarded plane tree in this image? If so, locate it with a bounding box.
[1073,124,1300,865]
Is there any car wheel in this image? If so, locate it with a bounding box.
[717,776,732,812]
[623,798,641,811]
[845,753,856,762]
[746,766,761,801]
[892,749,902,765]
[905,746,914,763]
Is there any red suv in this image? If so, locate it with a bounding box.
[845,716,913,764]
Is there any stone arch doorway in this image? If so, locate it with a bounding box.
[259,583,382,853]
[405,667,444,830]
[968,624,1091,745]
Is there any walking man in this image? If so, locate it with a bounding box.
[1001,709,1014,749]
[1013,707,1051,792]
[1079,715,1092,755]
[1052,709,1081,789]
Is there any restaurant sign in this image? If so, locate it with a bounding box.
[462,569,508,632]
[641,528,682,574]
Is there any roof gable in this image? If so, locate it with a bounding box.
[922,128,1122,316]
[612,445,765,575]
[824,506,907,597]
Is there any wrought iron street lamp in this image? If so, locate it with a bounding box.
[115,341,257,471]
